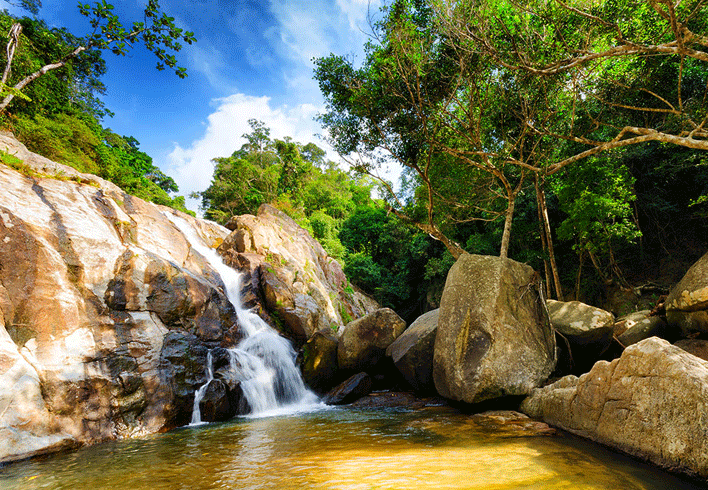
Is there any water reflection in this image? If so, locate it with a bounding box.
[0,407,705,490]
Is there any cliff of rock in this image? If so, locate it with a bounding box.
[0,133,376,463]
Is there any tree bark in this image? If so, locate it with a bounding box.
[534,174,563,300]
[389,207,465,260]
[499,195,515,259]
[2,23,22,86]
[0,44,86,112]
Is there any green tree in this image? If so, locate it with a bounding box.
[0,0,195,111]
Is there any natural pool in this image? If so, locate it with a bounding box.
[1,406,704,490]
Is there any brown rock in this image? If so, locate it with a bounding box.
[433,254,556,404]
[386,308,439,393]
[521,337,708,477]
[338,308,406,372]
[300,331,340,394]
[666,252,708,334]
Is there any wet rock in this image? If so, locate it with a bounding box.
[470,411,556,437]
[218,204,380,342]
[198,380,232,422]
[338,308,406,373]
[433,254,556,404]
[666,252,708,334]
[521,337,708,477]
[324,372,373,405]
[350,391,447,409]
[386,308,439,393]
[299,331,339,394]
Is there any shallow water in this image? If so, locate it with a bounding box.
[1,406,704,490]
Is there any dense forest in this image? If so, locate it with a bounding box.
[1,0,707,323]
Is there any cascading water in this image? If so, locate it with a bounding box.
[166,214,321,423]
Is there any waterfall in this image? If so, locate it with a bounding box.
[165,214,320,423]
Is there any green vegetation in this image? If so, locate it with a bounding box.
[196,120,452,321]
[0,4,193,215]
[308,0,708,311]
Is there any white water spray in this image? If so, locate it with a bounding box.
[166,214,320,423]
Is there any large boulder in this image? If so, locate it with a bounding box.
[299,331,340,394]
[219,205,380,342]
[338,308,406,373]
[546,300,615,373]
[433,254,556,404]
[521,337,708,477]
[386,308,439,393]
[0,134,237,462]
[666,252,708,334]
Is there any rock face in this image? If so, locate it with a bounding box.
[521,337,708,477]
[338,308,406,373]
[666,252,708,334]
[386,308,439,393]
[219,205,379,341]
[0,133,381,463]
[0,134,237,462]
[433,254,556,404]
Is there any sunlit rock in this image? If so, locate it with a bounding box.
[521,337,708,477]
[219,204,379,342]
[666,252,708,334]
[338,308,406,373]
[433,254,556,404]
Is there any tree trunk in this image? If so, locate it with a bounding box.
[389,207,465,260]
[534,175,563,300]
[1,23,22,86]
[0,45,86,112]
[499,195,515,259]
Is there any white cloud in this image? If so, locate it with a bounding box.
[165,93,328,213]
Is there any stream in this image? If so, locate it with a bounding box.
[1,406,704,490]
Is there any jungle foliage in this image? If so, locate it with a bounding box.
[0,6,193,215]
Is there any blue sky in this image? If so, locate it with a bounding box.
[1,0,383,211]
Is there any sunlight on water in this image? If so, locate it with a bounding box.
[0,407,704,490]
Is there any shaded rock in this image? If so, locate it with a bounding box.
[433,254,556,404]
[323,372,373,405]
[612,310,651,337]
[219,204,380,342]
[617,315,668,347]
[521,337,708,478]
[547,300,615,335]
[546,300,615,374]
[299,331,339,394]
[198,380,232,423]
[349,391,447,409]
[666,252,708,334]
[386,308,439,393]
[338,308,406,373]
[675,339,708,362]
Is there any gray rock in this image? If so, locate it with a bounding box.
[386,308,439,393]
[338,308,406,372]
[433,254,556,404]
[521,337,708,478]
